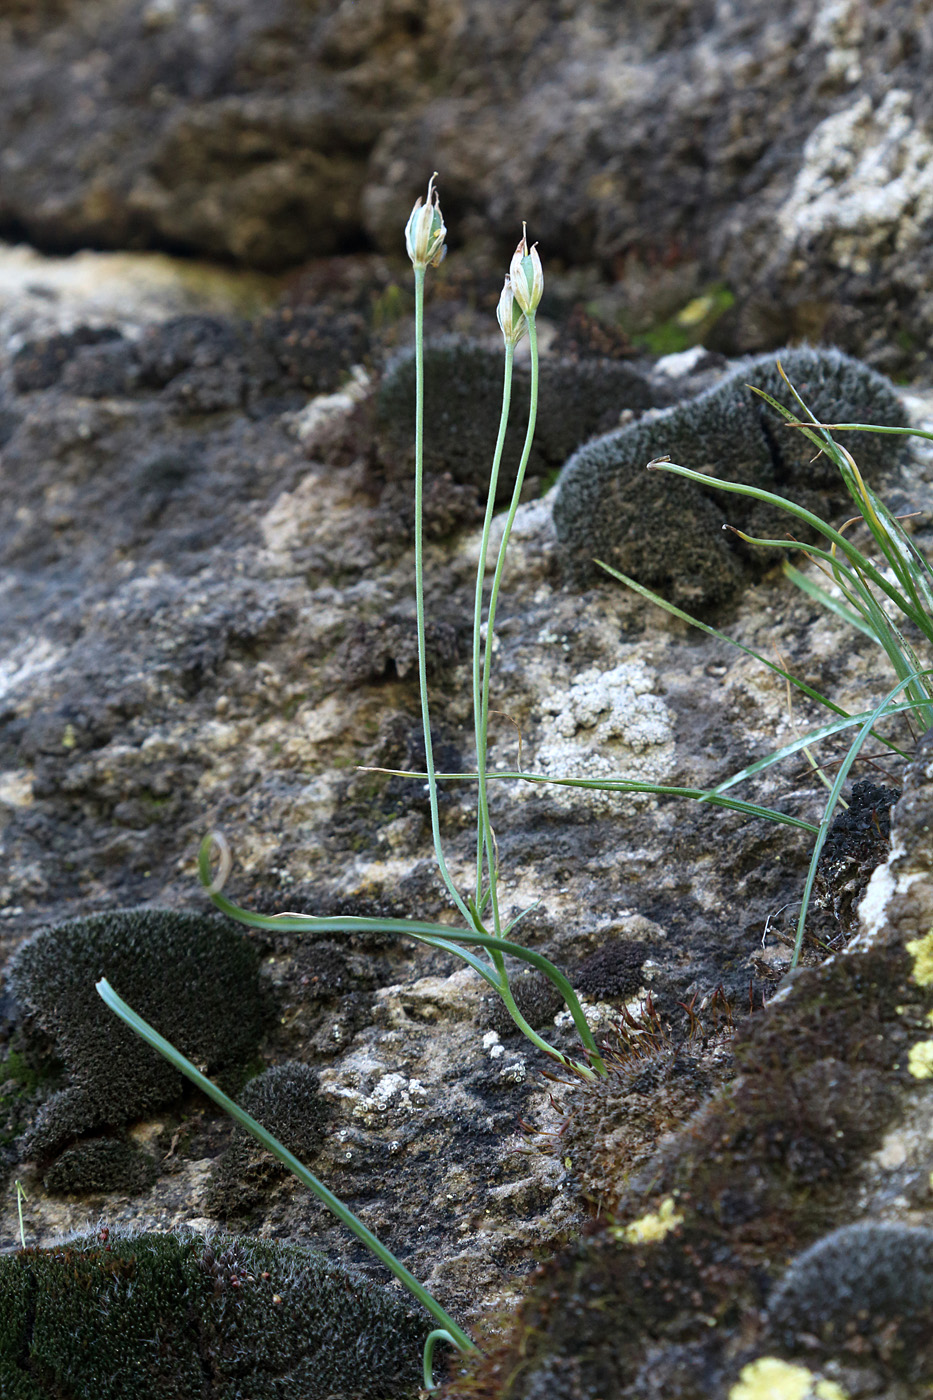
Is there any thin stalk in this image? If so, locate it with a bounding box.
[476,314,540,950]
[357,771,821,831]
[413,264,473,926]
[424,1330,457,1391]
[96,978,477,1355]
[790,670,930,967]
[473,342,515,927]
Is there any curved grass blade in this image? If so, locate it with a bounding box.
[707,700,920,795]
[96,978,478,1355]
[198,838,605,1075]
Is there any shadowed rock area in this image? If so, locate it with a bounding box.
[2,1,933,372]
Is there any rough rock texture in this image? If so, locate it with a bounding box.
[2,2,933,372]
[0,243,931,1397]
[442,731,933,1398]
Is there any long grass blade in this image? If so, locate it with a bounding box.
[790,670,930,967]
[96,978,478,1354]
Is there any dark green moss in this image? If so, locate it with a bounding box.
[207,1062,329,1216]
[7,909,265,1161]
[0,1228,426,1398]
[42,1137,158,1196]
[480,972,565,1040]
[552,346,905,605]
[375,338,663,527]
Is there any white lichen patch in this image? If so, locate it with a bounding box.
[0,636,63,707]
[533,660,674,811]
[328,1072,429,1126]
[779,90,933,274]
[729,1357,848,1400]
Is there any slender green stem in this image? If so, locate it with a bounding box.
[481,315,539,775]
[790,670,930,967]
[96,978,478,1354]
[198,838,606,1077]
[413,265,473,926]
[473,343,515,925]
[424,1330,457,1390]
[474,315,539,954]
[14,1181,27,1249]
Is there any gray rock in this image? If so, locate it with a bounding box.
[2,3,932,370]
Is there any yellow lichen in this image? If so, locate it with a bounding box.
[906,931,933,986]
[729,1357,848,1400]
[612,1195,683,1244]
[908,1040,933,1079]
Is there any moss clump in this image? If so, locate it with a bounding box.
[0,1228,426,1398]
[7,909,265,1161]
[481,971,565,1040]
[573,939,649,1000]
[767,1223,933,1379]
[207,1063,329,1216]
[42,1137,158,1196]
[375,339,663,520]
[552,346,905,606]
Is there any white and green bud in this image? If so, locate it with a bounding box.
[508,226,543,314]
[404,173,447,270]
[496,276,527,347]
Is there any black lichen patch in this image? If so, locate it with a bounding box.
[441,936,933,1399]
[373,338,665,535]
[766,1222,933,1381]
[573,940,649,1000]
[207,1063,329,1218]
[42,1136,158,1196]
[0,1227,426,1399]
[7,909,265,1162]
[12,306,371,416]
[552,346,905,606]
[331,608,463,686]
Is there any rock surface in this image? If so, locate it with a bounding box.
[0,237,931,1396]
[2,1,933,372]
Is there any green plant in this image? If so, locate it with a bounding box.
[599,367,933,966]
[95,178,608,1385]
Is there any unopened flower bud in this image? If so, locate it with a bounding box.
[509,225,543,314]
[404,173,447,270]
[496,276,527,347]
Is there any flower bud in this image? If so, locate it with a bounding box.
[404,173,447,270]
[508,226,543,314]
[496,276,527,347]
